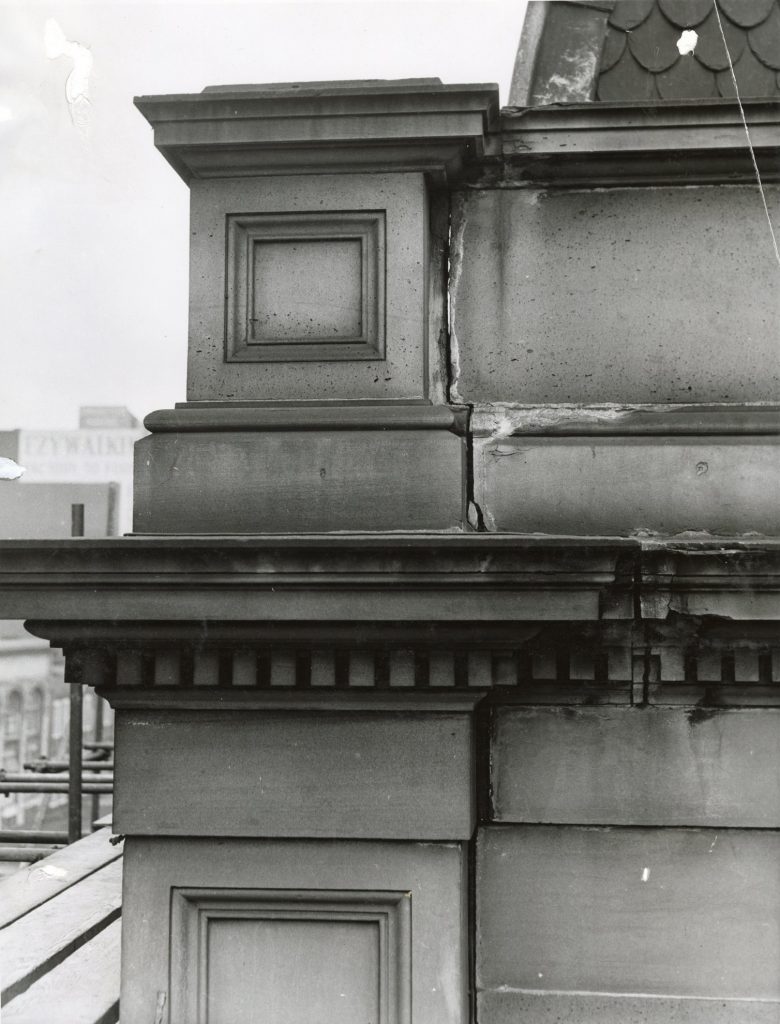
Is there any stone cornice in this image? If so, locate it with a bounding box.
[135,77,778,188]
[0,536,777,626]
[497,100,780,186]
[640,540,780,620]
[135,79,500,183]
[0,535,633,624]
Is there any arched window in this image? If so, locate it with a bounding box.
[3,690,23,770]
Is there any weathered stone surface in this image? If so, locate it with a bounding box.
[113,709,475,839]
[134,428,465,532]
[122,837,467,1024]
[0,535,639,623]
[188,173,431,403]
[135,79,499,180]
[520,1,609,104]
[451,185,780,404]
[492,706,780,827]
[478,990,780,1023]
[477,825,780,999]
[474,436,780,535]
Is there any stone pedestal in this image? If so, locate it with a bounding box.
[132,80,497,534]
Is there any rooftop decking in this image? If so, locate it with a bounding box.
[0,827,122,1024]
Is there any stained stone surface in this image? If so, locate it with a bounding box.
[451,184,780,404]
[477,825,780,1000]
[473,437,780,536]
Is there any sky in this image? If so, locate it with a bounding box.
[0,0,527,429]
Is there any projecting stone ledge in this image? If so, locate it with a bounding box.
[0,535,777,625]
[134,78,499,182]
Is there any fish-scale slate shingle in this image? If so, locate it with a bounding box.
[694,9,745,71]
[659,0,713,28]
[609,0,655,31]
[719,0,774,28]
[597,0,780,100]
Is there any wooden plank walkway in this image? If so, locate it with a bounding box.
[0,828,122,929]
[0,828,122,1024]
[3,919,121,1024]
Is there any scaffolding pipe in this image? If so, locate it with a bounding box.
[0,773,113,785]
[0,830,68,844]
[0,782,112,794]
[68,683,84,844]
[0,845,63,862]
[24,760,115,773]
[91,696,105,828]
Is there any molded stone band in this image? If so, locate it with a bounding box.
[499,100,780,185]
[144,404,469,434]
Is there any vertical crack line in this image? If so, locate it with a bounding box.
[445,191,487,531]
[447,192,468,405]
[714,2,780,270]
[465,405,488,532]
[444,194,455,402]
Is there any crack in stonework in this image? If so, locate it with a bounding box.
[446,192,489,532]
[446,192,468,406]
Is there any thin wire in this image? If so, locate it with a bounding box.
[713,1,780,269]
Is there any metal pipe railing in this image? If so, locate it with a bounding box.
[1,772,113,784]
[23,761,114,774]
[0,782,112,794]
[68,682,84,843]
[0,844,63,862]
[0,830,68,843]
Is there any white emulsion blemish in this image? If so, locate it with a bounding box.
[44,19,93,137]
[0,458,26,480]
[677,30,698,56]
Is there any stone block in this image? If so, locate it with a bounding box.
[451,185,780,404]
[491,706,780,827]
[477,825,780,1000]
[134,427,465,533]
[474,436,779,535]
[113,709,475,839]
[188,173,430,402]
[478,991,780,1023]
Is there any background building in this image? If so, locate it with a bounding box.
[0,406,143,537]
[0,407,132,849]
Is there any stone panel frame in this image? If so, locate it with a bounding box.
[120,837,468,1024]
[170,887,411,1024]
[225,210,386,362]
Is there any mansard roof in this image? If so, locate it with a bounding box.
[511,0,780,105]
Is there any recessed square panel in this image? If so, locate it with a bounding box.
[170,887,410,1024]
[226,211,385,362]
[250,238,363,342]
[207,918,379,1024]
